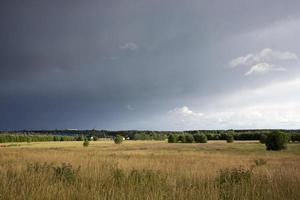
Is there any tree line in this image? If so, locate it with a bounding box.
[1,129,300,143]
[0,134,76,143]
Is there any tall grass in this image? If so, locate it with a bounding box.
[0,141,299,200]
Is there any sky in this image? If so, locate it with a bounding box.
[1,0,300,130]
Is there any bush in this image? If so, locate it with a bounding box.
[217,167,252,185]
[53,163,79,183]
[26,162,80,184]
[114,135,123,144]
[226,134,234,143]
[83,140,89,147]
[265,131,289,151]
[194,133,207,143]
[259,134,267,144]
[168,134,177,143]
[184,134,194,143]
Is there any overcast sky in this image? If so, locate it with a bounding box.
[1,0,300,130]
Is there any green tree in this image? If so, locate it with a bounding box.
[185,134,195,143]
[265,131,289,151]
[114,135,123,144]
[168,134,177,143]
[259,134,267,144]
[194,133,207,143]
[226,134,234,143]
[83,140,89,147]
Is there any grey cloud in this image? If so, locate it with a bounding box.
[1,0,300,130]
[230,48,298,67]
[229,48,298,76]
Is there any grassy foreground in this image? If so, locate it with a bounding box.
[0,140,299,200]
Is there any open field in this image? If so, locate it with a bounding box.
[0,140,300,200]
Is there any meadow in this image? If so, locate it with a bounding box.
[0,140,299,200]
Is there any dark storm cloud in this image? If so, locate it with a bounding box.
[1,0,300,130]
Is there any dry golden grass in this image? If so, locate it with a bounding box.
[0,140,299,200]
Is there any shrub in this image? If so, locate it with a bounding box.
[194,133,207,143]
[52,163,79,183]
[26,162,80,184]
[168,134,177,143]
[184,134,194,143]
[83,140,89,147]
[265,131,289,151]
[217,167,252,185]
[259,134,267,144]
[226,134,234,143]
[114,135,123,144]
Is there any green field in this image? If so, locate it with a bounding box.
[0,140,299,200]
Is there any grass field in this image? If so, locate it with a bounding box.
[0,140,299,200]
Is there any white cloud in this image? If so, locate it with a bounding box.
[167,77,300,129]
[171,106,203,117]
[229,54,255,68]
[210,78,300,127]
[229,48,298,76]
[244,63,285,76]
[120,42,138,51]
[230,48,297,68]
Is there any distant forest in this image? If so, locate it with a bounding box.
[0,129,300,143]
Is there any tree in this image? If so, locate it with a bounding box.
[194,133,207,143]
[226,134,234,143]
[265,131,289,151]
[93,136,98,141]
[168,134,177,143]
[114,135,123,144]
[185,134,195,143]
[53,136,59,141]
[259,134,267,144]
[83,140,89,147]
